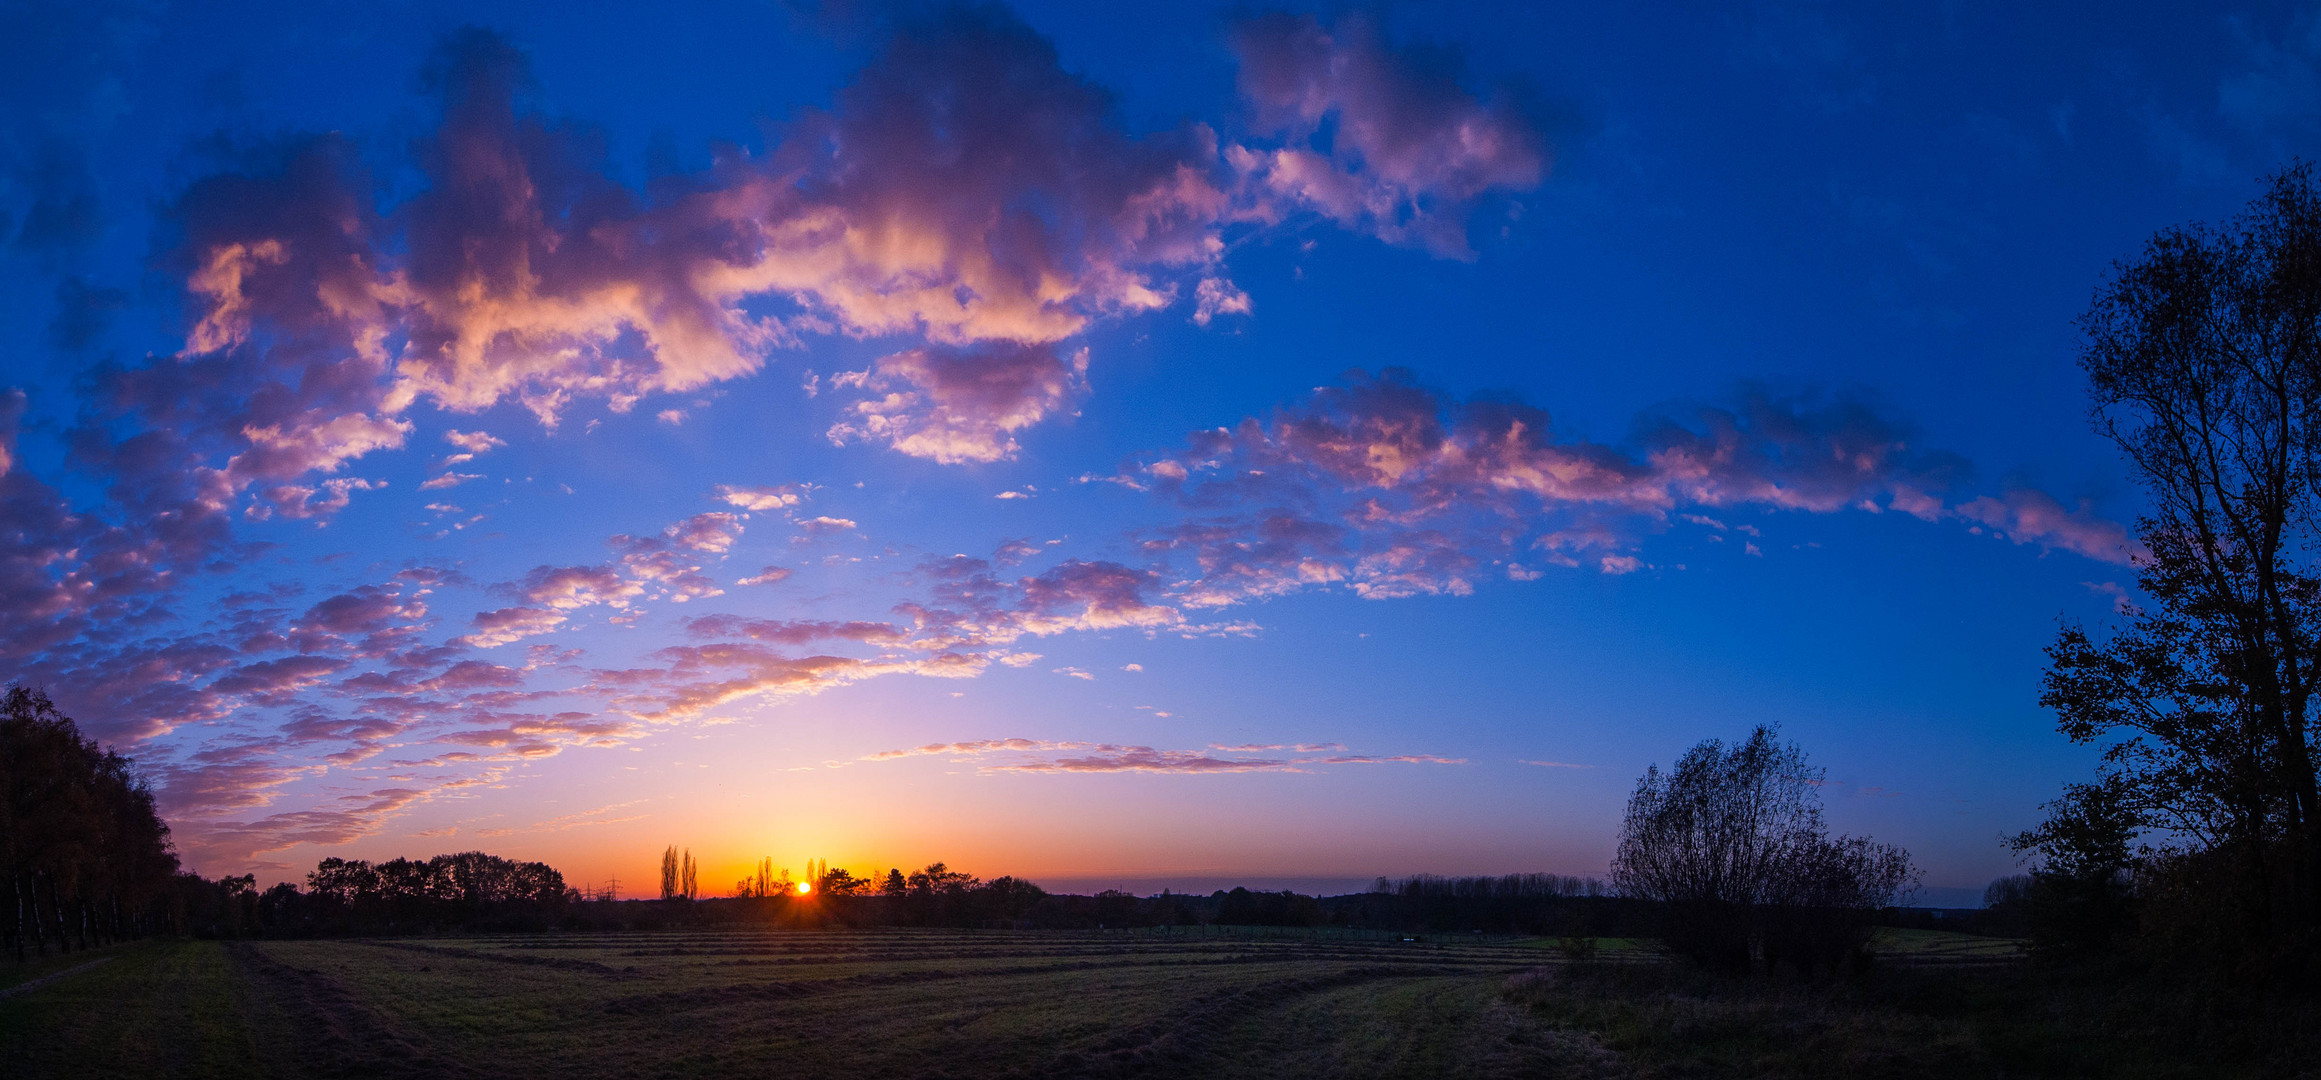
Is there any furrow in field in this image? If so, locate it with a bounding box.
[229,942,474,1080]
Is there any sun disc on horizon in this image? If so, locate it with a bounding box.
[796,880,812,895]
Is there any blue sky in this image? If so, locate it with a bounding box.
[4,0,2311,902]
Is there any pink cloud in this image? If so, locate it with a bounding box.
[828,343,1089,464]
[736,566,794,586]
[605,643,976,721]
[717,484,804,511]
[440,710,633,756]
[2081,580,2138,615]
[253,477,381,521]
[664,512,743,553]
[287,584,429,656]
[611,539,724,603]
[423,660,525,691]
[210,655,352,703]
[684,615,906,647]
[1192,277,1254,325]
[456,606,566,648]
[1228,12,1546,258]
[1014,560,1180,635]
[443,429,504,455]
[1956,489,2144,565]
[864,738,1075,761]
[990,747,1292,773]
[518,565,643,611]
[792,516,858,539]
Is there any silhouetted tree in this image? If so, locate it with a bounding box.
[2,685,178,958]
[980,876,1046,922]
[1985,874,2035,910]
[2037,164,2321,974]
[2010,775,2143,959]
[1612,725,1914,974]
[660,845,681,900]
[735,857,781,898]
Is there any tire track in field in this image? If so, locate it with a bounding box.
[229,942,476,1079]
[354,938,647,978]
[0,956,111,999]
[1026,965,1475,1078]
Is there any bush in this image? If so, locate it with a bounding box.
[1611,725,1916,975]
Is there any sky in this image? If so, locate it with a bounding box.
[2,0,2311,904]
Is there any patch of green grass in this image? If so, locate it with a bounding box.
[0,940,275,1079]
[1868,927,2024,963]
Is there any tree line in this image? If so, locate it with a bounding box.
[166,852,577,937]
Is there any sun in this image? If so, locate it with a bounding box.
[795,880,813,895]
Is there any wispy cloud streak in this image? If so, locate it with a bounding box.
[1117,369,2139,606]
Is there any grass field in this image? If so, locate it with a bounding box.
[0,926,2293,1079]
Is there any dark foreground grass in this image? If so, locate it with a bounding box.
[1502,955,2321,1079]
[0,928,2308,1078]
